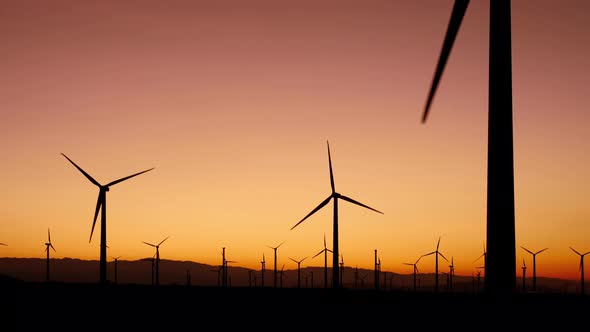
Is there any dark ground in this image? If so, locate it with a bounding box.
[1,281,587,328]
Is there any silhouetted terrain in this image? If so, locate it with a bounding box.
[0,257,580,293]
[1,258,587,327]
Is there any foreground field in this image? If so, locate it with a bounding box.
[1,281,587,328]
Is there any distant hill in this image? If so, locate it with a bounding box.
[0,257,580,294]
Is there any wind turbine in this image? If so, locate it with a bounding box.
[403,256,423,292]
[279,264,287,288]
[421,0,517,294]
[473,242,487,285]
[312,233,333,289]
[421,236,448,292]
[142,236,169,286]
[570,246,590,295]
[521,258,526,293]
[111,256,121,285]
[291,141,383,289]
[260,253,266,288]
[339,254,344,287]
[44,228,56,282]
[520,246,548,292]
[374,249,380,290]
[266,241,285,288]
[289,256,308,289]
[448,257,455,290]
[61,153,154,285]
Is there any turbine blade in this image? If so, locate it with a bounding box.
[323,233,327,248]
[290,196,333,230]
[339,195,383,214]
[277,240,285,249]
[521,246,534,255]
[0,243,6,246]
[50,244,56,252]
[403,263,413,266]
[61,153,101,187]
[289,257,297,263]
[438,252,449,262]
[422,0,470,123]
[570,246,581,256]
[48,228,51,242]
[89,192,104,243]
[537,248,549,255]
[106,167,154,187]
[326,249,333,253]
[312,249,324,259]
[436,236,441,250]
[327,141,335,194]
[143,241,156,247]
[158,236,170,246]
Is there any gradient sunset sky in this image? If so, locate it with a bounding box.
[1,0,589,281]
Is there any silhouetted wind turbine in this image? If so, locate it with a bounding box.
[289,256,307,289]
[421,0,517,294]
[448,256,455,290]
[374,249,380,290]
[260,253,266,288]
[291,141,383,289]
[421,236,448,292]
[267,241,285,288]
[521,258,526,293]
[62,153,154,285]
[339,254,344,287]
[111,256,121,285]
[143,236,169,286]
[44,228,56,282]
[570,246,590,295]
[473,242,487,285]
[403,256,423,292]
[520,246,548,292]
[312,233,333,289]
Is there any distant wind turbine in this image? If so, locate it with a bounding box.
[473,242,487,285]
[421,236,448,292]
[570,246,590,295]
[142,255,156,285]
[520,246,548,292]
[403,256,423,292]
[312,233,333,289]
[289,256,308,289]
[339,254,344,287]
[260,253,266,288]
[291,141,383,289]
[111,256,121,285]
[267,241,285,288]
[142,236,169,286]
[374,249,380,290]
[62,153,154,285]
[521,258,526,293]
[44,228,56,282]
[421,0,518,295]
[448,257,455,290]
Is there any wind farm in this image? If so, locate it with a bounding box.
[1,0,590,325]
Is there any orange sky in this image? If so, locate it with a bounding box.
[1,0,589,281]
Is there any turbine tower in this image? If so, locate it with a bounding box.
[291,141,383,288]
[421,0,517,294]
[62,153,154,285]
